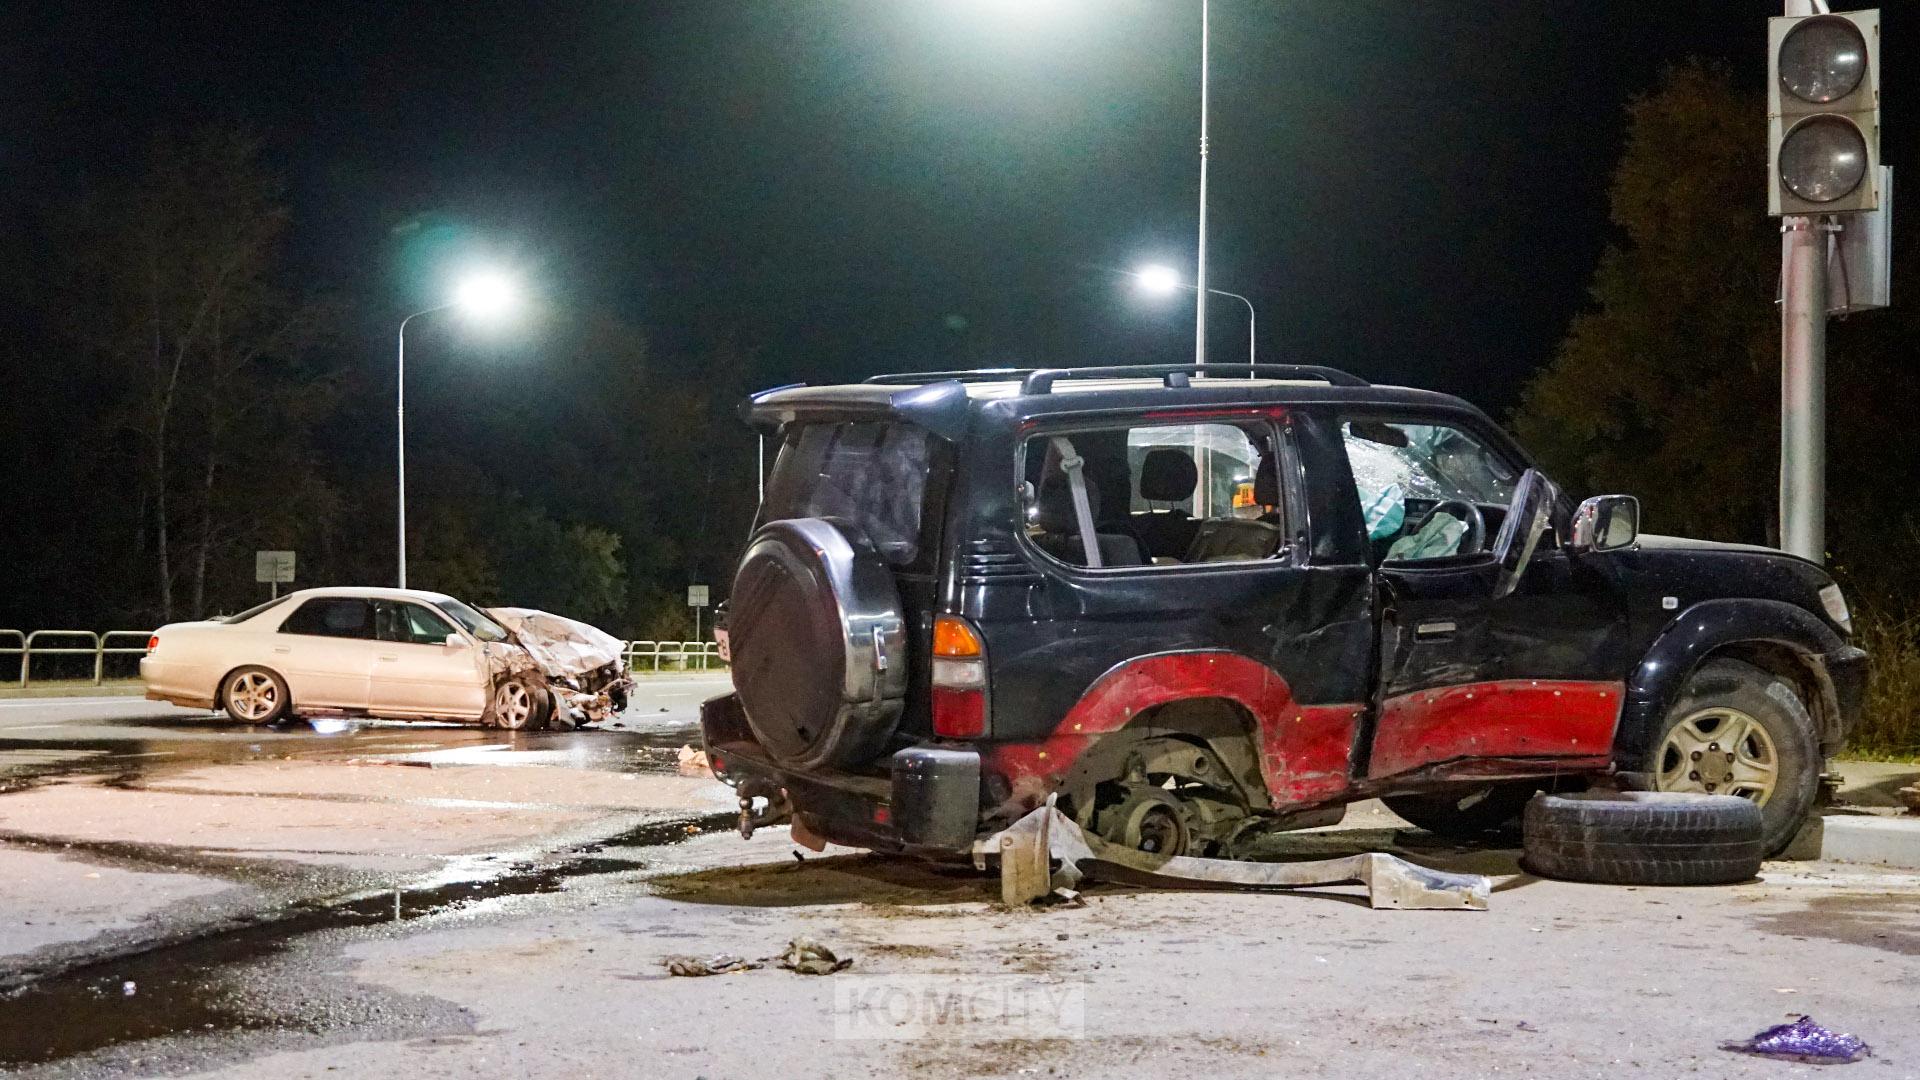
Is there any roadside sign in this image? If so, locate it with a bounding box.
[687,584,710,608]
[255,551,296,584]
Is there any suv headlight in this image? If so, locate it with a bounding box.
[1818,583,1851,634]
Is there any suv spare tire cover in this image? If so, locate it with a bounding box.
[729,517,908,770]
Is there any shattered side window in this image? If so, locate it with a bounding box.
[762,421,932,566]
[1342,421,1517,506]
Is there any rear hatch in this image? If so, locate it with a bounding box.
[746,407,955,755]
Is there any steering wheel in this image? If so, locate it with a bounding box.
[1415,499,1487,555]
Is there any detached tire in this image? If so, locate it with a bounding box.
[1522,792,1764,886]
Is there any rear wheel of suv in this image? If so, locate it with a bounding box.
[729,518,907,770]
[1644,657,1819,857]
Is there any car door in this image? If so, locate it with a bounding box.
[1345,415,1630,780]
[985,411,1375,809]
[367,601,488,719]
[272,597,379,709]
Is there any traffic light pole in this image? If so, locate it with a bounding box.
[1779,215,1827,564]
[1778,0,1827,564]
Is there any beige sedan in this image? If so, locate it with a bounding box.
[140,587,631,730]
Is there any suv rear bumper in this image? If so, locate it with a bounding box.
[699,692,982,855]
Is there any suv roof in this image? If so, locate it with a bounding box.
[744,364,1498,437]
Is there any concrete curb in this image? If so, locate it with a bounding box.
[0,683,147,700]
[1802,813,1920,870]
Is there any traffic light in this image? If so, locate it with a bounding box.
[1769,9,1881,215]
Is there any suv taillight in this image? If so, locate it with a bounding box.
[931,616,987,738]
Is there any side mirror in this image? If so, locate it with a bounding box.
[1569,494,1640,553]
[1491,468,1561,599]
[444,633,468,649]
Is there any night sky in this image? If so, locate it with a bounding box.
[1,1,1901,413]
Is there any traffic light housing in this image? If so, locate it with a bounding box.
[1769,9,1881,215]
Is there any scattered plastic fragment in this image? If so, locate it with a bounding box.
[676,745,715,779]
[771,937,851,976]
[1723,1016,1871,1064]
[664,954,761,977]
[121,981,136,997]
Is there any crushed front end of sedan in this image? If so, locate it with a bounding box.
[487,608,636,726]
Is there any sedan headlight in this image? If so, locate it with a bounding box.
[1818,583,1852,634]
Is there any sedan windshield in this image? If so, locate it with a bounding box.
[435,598,511,643]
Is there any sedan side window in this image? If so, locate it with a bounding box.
[280,598,375,639]
[377,601,459,645]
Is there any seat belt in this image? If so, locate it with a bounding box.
[1049,436,1103,568]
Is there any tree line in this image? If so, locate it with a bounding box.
[0,127,760,638]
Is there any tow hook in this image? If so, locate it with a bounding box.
[736,778,792,839]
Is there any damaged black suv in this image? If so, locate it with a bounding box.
[701,364,1867,859]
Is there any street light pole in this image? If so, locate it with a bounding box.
[1211,288,1254,366]
[1194,0,1210,370]
[395,304,452,589]
[1130,266,1255,366]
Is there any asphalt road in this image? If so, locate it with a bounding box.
[3,681,1919,1078]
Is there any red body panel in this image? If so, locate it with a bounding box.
[978,652,1362,814]
[1367,679,1624,779]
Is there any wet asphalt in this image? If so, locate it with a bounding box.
[0,675,737,1075]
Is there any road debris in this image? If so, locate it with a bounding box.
[978,797,1491,910]
[770,937,852,975]
[1723,1016,1872,1064]
[677,744,715,779]
[664,954,762,977]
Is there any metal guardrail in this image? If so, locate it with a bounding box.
[0,630,23,688]
[1,628,724,687]
[623,640,727,672]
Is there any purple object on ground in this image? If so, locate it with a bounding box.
[1723,1016,1872,1064]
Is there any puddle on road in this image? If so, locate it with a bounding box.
[0,811,735,1068]
[0,714,703,792]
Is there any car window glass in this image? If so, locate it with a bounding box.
[1342,420,1517,563]
[1021,422,1284,569]
[762,421,931,566]
[218,596,292,625]
[377,601,458,645]
[435,598,510,643]
[279,598,374,639]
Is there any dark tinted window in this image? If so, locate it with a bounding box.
[762,421,932,565]
[376,601,458,645]
[280,598,375,639]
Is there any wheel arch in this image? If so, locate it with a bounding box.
[1056,695,1274,812]
[1618,598,1847,763]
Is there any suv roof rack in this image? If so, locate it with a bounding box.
[864,368,1039,385]
[1020,364,1368,395]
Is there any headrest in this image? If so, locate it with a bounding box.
[1034,472,1100,533]
[1139,449,1199,502]
[1253,450,1280,507]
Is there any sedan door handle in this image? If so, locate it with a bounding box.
[1413,620,1457,642]
[272,646,291,654]
[377,655,399,662]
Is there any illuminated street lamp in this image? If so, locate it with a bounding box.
[396,270,521,588]
[1133,264,1256,367]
